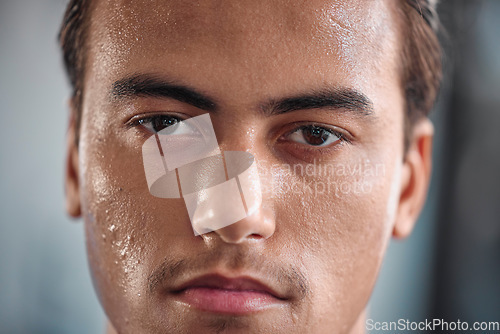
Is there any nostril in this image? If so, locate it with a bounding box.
[248,233,264,240]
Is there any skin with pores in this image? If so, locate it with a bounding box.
[65,0,433,333]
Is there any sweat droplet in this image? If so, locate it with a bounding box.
[109,224,116,232]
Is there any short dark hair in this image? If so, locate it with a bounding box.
[59,0,442,150]
[398,0,442,151]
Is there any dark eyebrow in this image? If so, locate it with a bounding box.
[111,74,217,112]
[261,88,374,117]
[111,74,373,118]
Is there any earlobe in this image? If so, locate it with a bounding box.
[65,104,82,218]
[393,118,434,239]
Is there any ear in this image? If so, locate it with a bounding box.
[65,100,81,217]
[392,118,434,239]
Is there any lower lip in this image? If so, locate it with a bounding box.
[175,287,283,314]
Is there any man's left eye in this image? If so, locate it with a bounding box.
[285,125,342,147]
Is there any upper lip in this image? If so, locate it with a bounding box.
[171,273,287,300]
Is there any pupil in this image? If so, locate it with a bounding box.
[153,116,178,133]
[304,126,329,146]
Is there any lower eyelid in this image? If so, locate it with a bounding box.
[274,140,345,164]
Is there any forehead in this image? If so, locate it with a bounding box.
[86,0,400,102]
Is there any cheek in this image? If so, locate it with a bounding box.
[270,156,399,326]
[79,119,192,322]
[79,130,146,317]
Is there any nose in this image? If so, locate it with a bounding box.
[208,119,276,243]
[183,148,276,243]
[214,204,276,243]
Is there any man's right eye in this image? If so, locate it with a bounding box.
[132,114,205,139]
[138,115,182,134]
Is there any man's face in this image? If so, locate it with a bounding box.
[66,0,426,333]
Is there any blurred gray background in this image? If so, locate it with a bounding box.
[0,1,498,333]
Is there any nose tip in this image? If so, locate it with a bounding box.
[214,205,276,244]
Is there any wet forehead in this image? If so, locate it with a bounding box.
[89,0,397,63]
[87,0,400,106]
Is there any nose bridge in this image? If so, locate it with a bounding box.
[212,110,261,153]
